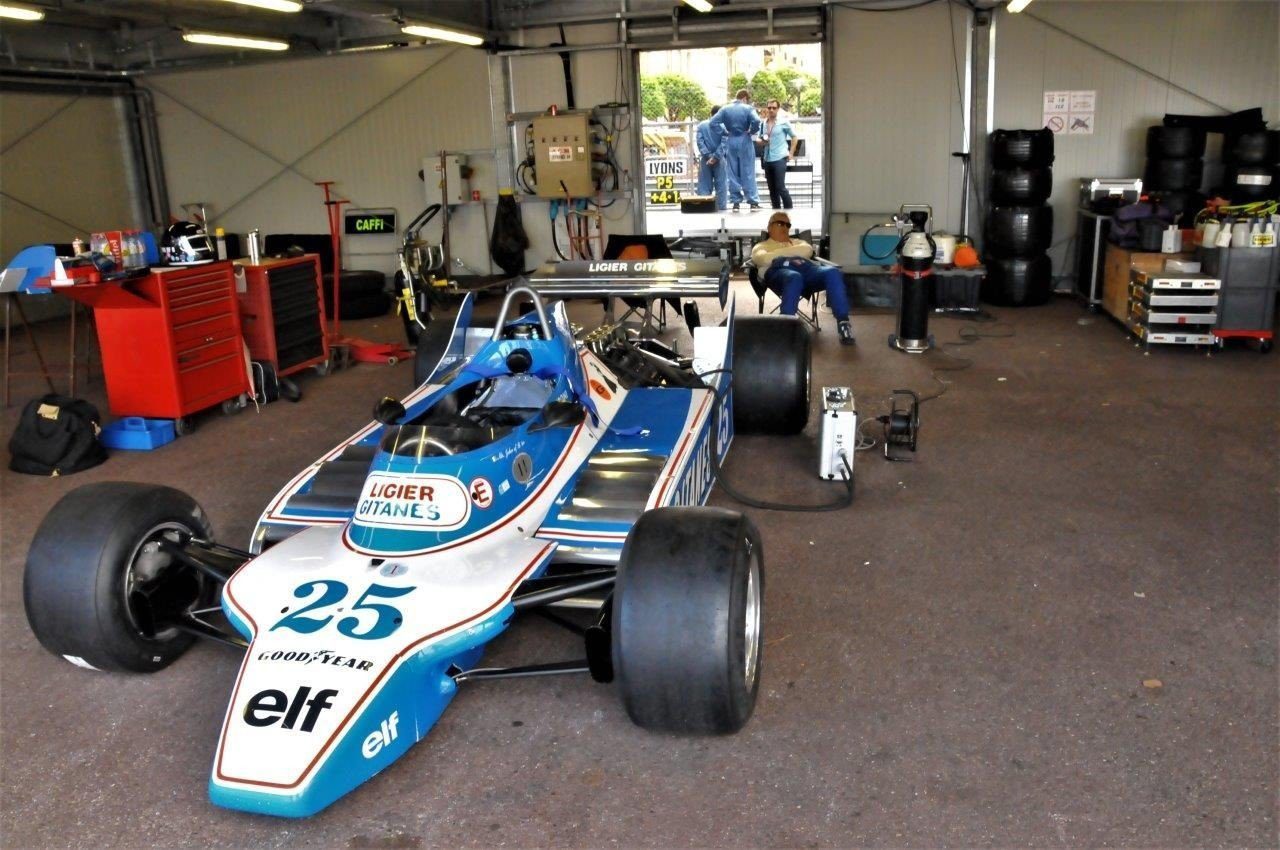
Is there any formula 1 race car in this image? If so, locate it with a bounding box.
[23,284,812,818]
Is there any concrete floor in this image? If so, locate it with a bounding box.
[1,289,1276,848]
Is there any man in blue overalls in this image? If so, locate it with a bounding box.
[710,89,762,212]
[695,105,728,211]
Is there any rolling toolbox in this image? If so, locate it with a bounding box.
[235,254,328,376]
[59,262,251,419]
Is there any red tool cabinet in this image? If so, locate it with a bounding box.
[235,254,328,375]
[59,262,251,419]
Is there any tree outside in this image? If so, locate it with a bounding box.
[726,71,749,100]
[749,69,787,107]
[641,85,668,120]
[641,73,713,121]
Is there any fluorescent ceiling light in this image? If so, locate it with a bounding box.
[400,23,484,46]
[0,3,45,21]
[217,0,303,11]
[183,31,290,51]
[339,42,407,54]
[1007,0,1034,12]
[682,0,714,12]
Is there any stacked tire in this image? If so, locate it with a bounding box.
[1144,126,1206,220]
[1218,129,1279,204]
[984,128,1054,306]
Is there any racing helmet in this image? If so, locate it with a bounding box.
[164,220,214,263]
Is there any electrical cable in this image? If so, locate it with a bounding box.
[697,368,855,513]
[913,311,1014,404]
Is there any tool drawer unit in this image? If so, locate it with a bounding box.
[85,262,250,418]
[236,254,328,376]
[1126,270,1221,349]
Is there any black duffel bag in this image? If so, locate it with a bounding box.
[8,394,108,476]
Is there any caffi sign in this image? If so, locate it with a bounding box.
[354,473,470,531]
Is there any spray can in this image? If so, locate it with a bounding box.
[214,227,228,261]
[247,229,261,264]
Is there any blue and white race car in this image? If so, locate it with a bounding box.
[23,284,813,818]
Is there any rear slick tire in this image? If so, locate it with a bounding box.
[731,316,810,435]
[612,507,763,734]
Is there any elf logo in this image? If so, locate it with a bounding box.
[362,711,400,759]
[243,686,337,733]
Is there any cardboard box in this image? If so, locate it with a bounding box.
[1102,245,1192,322]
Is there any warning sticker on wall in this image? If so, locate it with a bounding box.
[1043,90,1095,135]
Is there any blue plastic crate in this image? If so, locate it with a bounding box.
[101,417,177,451]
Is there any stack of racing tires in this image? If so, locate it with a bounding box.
[1144,125,1207,224]
[1218,129,1279,204]
[983,128,1055,307]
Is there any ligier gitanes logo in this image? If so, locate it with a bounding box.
[354,473,470,531]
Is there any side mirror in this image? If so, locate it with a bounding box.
[373,396,406,425]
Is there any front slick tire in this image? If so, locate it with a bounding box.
[613,507,764,734]
[23,482,212,673]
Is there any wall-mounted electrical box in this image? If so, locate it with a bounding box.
[424,154,469,206]
[532,113,594,197]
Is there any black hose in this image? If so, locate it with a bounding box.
[700,369,855,512]
[860,222,904,261]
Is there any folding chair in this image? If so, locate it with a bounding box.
[742,229,828,332]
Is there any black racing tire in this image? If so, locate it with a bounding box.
[981,254,1053,307]
[1150,190,1206,223]
[413,313,456,387]
[1224,130,1279,166]
[322,269,386,298]
[990,167,1053,205]
[335,291,391,320]
[731,316,810,435]
[985,205,1054,258]
[612,507,763,734]
[1221,165,1277,203]
[1143,157,1204,192]
[23,483,213,673]
[1146,126,1206,159]
[990,128,1055,168]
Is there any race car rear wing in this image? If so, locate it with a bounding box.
[526,259,728,307]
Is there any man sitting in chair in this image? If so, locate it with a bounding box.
[751,212,855,345]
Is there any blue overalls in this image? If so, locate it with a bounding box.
[695,118,728,210]
[710,101,762,206]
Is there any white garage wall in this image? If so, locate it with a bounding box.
[142,46,494,277]
[1,91,140,319]
[504,23,638,263]
[993,0,1280,274]
[826,1,971,265]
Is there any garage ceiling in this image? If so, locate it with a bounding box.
[0,1,1011,73]
[0,1,492,72]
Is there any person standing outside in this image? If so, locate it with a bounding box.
[760,99,797,211]
[752,212,855,345]
[695,105,728,211]
[710,89,762,212]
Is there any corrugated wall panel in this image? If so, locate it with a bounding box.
[827,2,969,265]
[143,47,494,276]
[994,0,1280,276]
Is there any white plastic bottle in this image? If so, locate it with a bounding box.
[214,227,228,261]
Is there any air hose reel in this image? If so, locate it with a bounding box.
[879,389,920,462]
